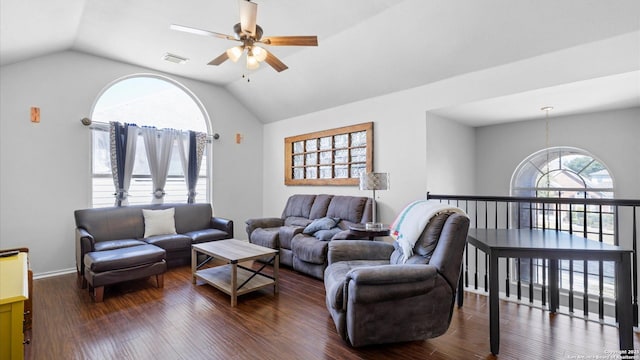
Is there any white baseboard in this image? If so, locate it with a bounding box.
[33,268,76,280]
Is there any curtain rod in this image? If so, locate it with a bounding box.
[80,118,220,140]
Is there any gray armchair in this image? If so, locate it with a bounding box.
[323,212,470,347]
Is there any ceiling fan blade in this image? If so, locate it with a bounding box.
[238,0,258,36]
[263,50,288,72]
[262,36,318,46]
[170,24,235,41]
[208,52,230,66]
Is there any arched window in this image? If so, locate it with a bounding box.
[511,147,615,298]
[512,146,613,201]
[91,75,211,207]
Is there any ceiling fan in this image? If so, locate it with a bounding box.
[170,0,318,72]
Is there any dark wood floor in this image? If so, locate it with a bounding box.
[27,264,639,360]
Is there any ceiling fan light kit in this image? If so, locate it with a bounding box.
[246,51,260,70]
[252,46,267,62]
[226,46,244,63]
[171,0,318,73]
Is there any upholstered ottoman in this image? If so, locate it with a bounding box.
[84,244,167,302]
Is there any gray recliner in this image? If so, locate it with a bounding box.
[323,212,470,347]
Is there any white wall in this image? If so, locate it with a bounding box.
[474,107,640,198]
[259,30,634,223]
[260,95,478,226]
[0,51,263,275]
[261,93,429,226]
[426,112,476,195]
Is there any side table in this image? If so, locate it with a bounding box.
[348,225,390,240]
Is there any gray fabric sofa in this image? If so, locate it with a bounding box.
[245,194,372,279]
[75,203,234,281]
[324,212,470,347]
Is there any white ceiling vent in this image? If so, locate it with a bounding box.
[162,53,188,64]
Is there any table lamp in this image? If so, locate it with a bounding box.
[359,172,389,228]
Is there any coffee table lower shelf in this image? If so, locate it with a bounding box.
[192,239,279,307]
[195,264,276,302]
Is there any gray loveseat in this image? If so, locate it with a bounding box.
[245,194,372,279]
[75,203,234,281]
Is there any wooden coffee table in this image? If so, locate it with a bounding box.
[192,239,279,307]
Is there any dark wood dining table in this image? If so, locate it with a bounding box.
[464,228,634,355]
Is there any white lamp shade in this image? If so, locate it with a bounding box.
[359,172,389,191]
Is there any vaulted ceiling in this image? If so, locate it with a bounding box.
[1,0,639,124]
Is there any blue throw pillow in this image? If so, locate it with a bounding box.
[303,217,340,234]
[314,227,343,241]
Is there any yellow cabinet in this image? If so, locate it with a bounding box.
[0,252,28,360]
